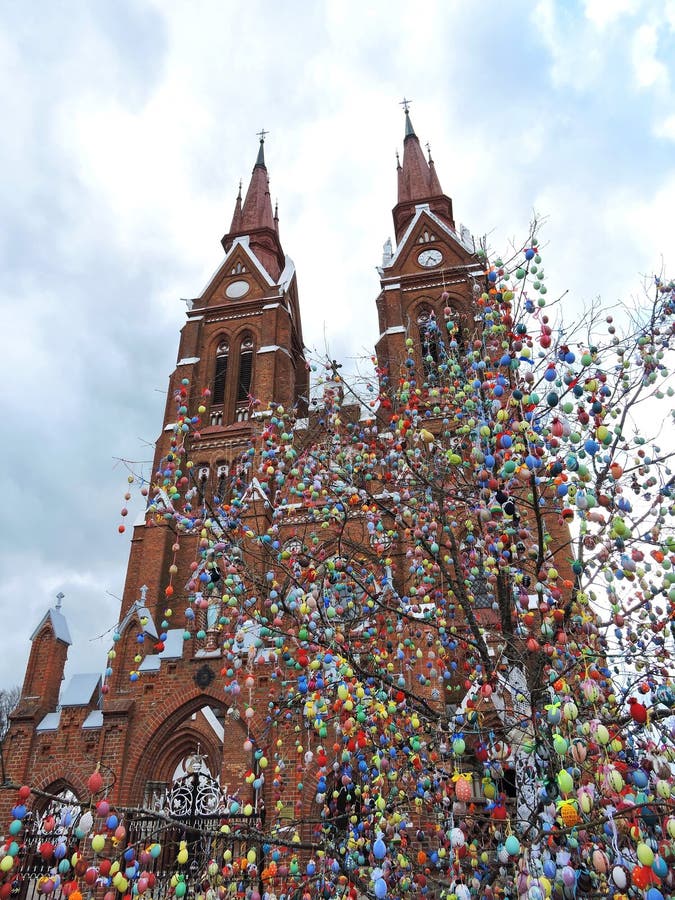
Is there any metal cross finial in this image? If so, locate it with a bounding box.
[426,141,432,162]
[399,97,413,114]
[55,592,65,610]
[256,128,269,143]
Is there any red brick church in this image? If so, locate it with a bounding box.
[3,110,490,893]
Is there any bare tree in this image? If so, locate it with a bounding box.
[0,686,20,741]
[3,237,674,900]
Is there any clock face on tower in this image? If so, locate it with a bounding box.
[417,248,443,268]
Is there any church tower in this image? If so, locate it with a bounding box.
[118,136,309,626]
[3,137,310,826]
[165,133,306,427]
[375,105,483,388]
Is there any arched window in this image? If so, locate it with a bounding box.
[212,339,229,405]
[417,306,441,377]
[237,335,254,403]
[19,783,83,894]
[317,767,362,839]
[33,785,81,839]
[196,463,210,502]
[443,294,466,351]
[215,461,229,500]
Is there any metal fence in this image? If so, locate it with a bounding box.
[9,808,260,899]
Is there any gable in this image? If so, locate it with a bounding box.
[30,608,72,645]
[387,207,476,276]
[198,237,277,309]
[117,600,159,640]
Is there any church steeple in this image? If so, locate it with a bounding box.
[240,132,275,232]
[119,130,309,623]
[392,101,454,243]
[221,131,284,281]
[398,107,435,204]
[375,106,476,391]
[166,131,307,442]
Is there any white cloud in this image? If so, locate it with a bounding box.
[534,0,674,100]
[631,23,670,90]
[532,0,605,90]
[666,0,675,29]
[601,174,675,269]
[583,0,641,29]
[0,0,674,691]
[654,112,675,140]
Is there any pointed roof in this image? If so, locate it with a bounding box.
[229,180,243,233]
[30,606,72,645]
[398,109,439,204]
[221,134,284,279]
[428,151,442,196]
[392,105,455,242]
[117,598,159,640]
[255,136,266,167]
[240,136,275,232]
[396,150,405,199]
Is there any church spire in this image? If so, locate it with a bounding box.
[397,101,435,204]
[427,144,443,196]
[391,101,454,242]
[255,133,266,167]
[240,130,275,232]
[221,131,284,279]
[229,179,243,233]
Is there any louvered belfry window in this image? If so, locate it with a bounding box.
[237,335,254,402]
[213,340,229,404]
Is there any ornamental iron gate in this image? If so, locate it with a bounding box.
[11,766,261,899]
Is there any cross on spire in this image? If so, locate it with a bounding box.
[55,592,65,610]
[400,98,416,138]
[254,130,268,168]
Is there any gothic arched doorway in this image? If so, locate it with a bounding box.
[128,699,263,898]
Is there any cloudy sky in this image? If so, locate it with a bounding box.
[1,0,674,692]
